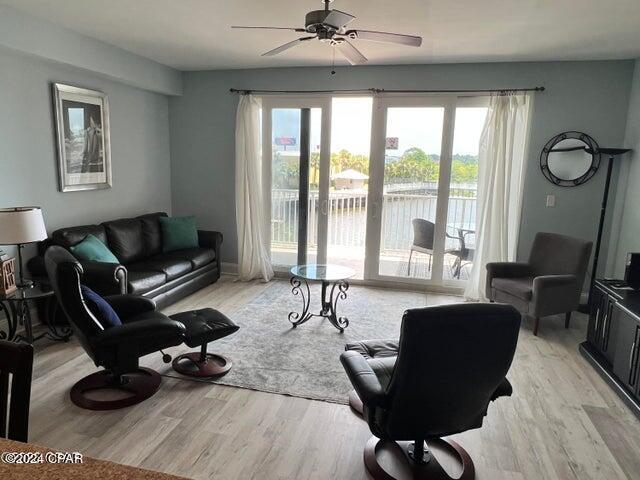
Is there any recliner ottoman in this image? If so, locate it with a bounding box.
[170,308,239,377]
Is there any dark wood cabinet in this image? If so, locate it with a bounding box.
[611,304,640,393]
[586,285,616,364]
[581,280,640,418]
[587,286,604,346]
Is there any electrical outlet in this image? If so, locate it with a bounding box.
[546,195,555,207]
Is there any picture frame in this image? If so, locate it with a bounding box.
[52,83,112,192]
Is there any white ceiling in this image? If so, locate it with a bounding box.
[3,0,640,70]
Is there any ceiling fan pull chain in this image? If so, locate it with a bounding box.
[331,46,336,75]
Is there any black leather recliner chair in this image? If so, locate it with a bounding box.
[45,246,186,411]
[341,303,521,480]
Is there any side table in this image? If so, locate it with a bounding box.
[289,264,355,332]
[0,284,72,343]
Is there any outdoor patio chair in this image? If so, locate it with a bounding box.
[407,218,435,276]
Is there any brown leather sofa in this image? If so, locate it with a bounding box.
[29,212,222,309]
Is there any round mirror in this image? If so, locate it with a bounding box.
[540,131,600,187]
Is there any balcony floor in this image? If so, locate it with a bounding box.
[272,246,471,282]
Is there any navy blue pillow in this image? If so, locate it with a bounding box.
[81,285,122,328]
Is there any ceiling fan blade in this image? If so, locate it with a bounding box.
[323,10,355,30]
[261,36,316,57]
[231,26,306,32]
[336,40,367,65]
[345,29,422,47]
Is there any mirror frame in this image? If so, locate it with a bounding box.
[540,131,600,187]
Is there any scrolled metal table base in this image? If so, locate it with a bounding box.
[0,300,17,341]
[0,296,72,343]
[289,276,350,332]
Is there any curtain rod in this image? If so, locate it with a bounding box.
[229,87,545,94]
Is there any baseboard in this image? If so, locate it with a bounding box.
[272,270,463,295]
[221,262,238,275]
[224,262,462,295]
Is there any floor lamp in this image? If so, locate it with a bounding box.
[578,148,631,313]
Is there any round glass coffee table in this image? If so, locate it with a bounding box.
[289,264,355,332]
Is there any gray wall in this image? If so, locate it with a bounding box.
[0,47,172,258]
[169,61,634,268]
[608,59,640,276]
[0,5,182,95]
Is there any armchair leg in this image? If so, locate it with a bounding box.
[407,250,414,276]
[565,312,571,329]
[533,317,540,336]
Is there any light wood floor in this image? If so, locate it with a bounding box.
[27,276,640,480]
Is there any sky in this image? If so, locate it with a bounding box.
[272,98,488,157]
[67,107,85,134]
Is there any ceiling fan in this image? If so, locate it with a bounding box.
[231,0,422,65]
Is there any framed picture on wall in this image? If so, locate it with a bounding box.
[52,83,112,192]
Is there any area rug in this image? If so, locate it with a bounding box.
[157,281,439,404]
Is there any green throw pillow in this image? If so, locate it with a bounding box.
[160,216,199,253]
[70,234,119,263]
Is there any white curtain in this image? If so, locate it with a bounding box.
[235,94,274,282]
[464,93,533,301]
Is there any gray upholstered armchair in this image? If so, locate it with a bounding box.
[486,232,592,336]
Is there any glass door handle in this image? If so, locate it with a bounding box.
[372,201,380,219]
[321,200,328,216]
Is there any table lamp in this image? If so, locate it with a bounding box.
[0,207,48,288]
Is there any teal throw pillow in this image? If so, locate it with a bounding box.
[70,234,119,263]
[160,216,199,252]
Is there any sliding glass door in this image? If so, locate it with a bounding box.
[262,96,374,278]
[441,99,488,283]
[365,96,456,286]
[262,94,486,288]
[262,97,331,271]
[326,97,373,278]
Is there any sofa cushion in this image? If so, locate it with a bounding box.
[138,212,168,257]
[51,224,107,249]
[70,234,119,264]
[126,267,167,295]
[491,277,534,301]
[161,248,215,269]
[102,218,145,264]
[133,258,192,281]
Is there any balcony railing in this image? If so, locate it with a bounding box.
[271,183,477,253]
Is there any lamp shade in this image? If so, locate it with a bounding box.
[0,207,48,245]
